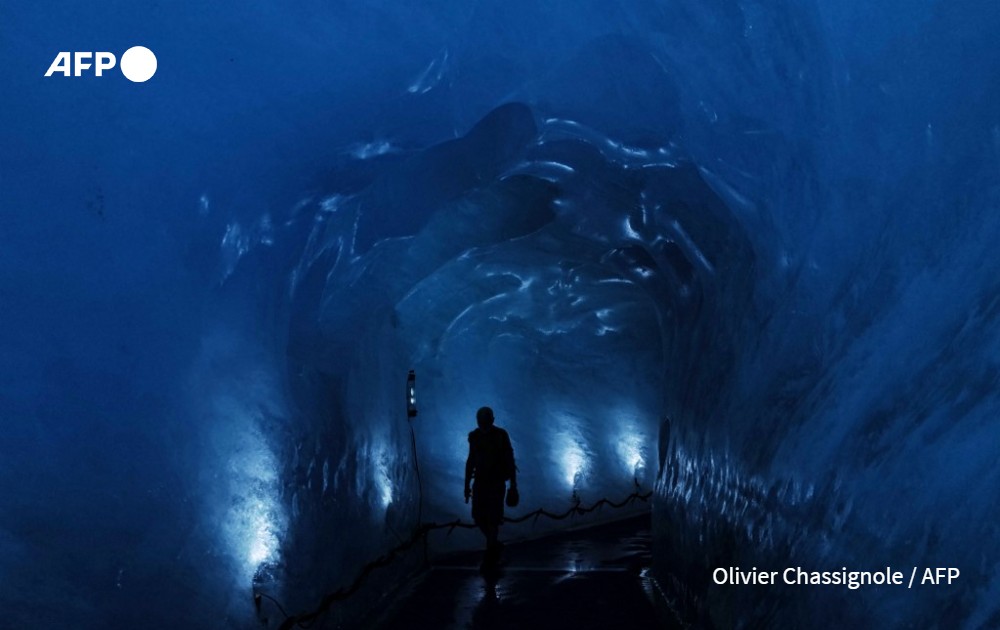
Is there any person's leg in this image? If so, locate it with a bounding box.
[480,521,499,568]
[478,523,489,544]
[478,483,504,566]
[485,482,503,558]
[473,485,496,553]
[485,522,498,548]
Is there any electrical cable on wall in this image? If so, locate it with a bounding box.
[405,370,422,526]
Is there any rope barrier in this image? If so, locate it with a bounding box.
[259,487,653,630]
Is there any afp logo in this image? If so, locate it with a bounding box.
[45,46,157,82]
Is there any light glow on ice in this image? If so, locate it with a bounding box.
[219,417,286,583]
[373,442,394,509]
[247,499,279,566]
[553,423,591,489]
[616,429,646,477]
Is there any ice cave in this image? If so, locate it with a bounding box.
[2,0,999,627]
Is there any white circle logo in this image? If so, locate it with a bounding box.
[120,46,157,82]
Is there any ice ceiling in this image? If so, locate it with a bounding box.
[2,0,1000,627]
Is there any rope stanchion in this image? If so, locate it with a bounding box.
[257,488,653,629]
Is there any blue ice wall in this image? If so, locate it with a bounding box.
[2,0,999,627]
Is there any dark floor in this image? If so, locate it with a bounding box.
[375,513,678,630]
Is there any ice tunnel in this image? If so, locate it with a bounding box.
[3,0,1000,627]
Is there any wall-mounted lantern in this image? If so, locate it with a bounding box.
[406,370,417,418]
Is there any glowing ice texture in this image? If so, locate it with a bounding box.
[373,442,395,509]
[195,339,290,587]
[616,429,646,478]
[559,441,588,489]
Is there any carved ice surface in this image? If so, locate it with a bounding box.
[2,0,999,627]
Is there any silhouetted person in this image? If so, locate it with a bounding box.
[464,406,517,565]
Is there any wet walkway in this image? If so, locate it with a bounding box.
[375,513,677,630]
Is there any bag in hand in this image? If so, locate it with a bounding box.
[505,486,519,508]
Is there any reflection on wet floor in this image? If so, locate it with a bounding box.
[376,513,675,629]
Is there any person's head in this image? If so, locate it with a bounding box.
[476,406,495,429]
